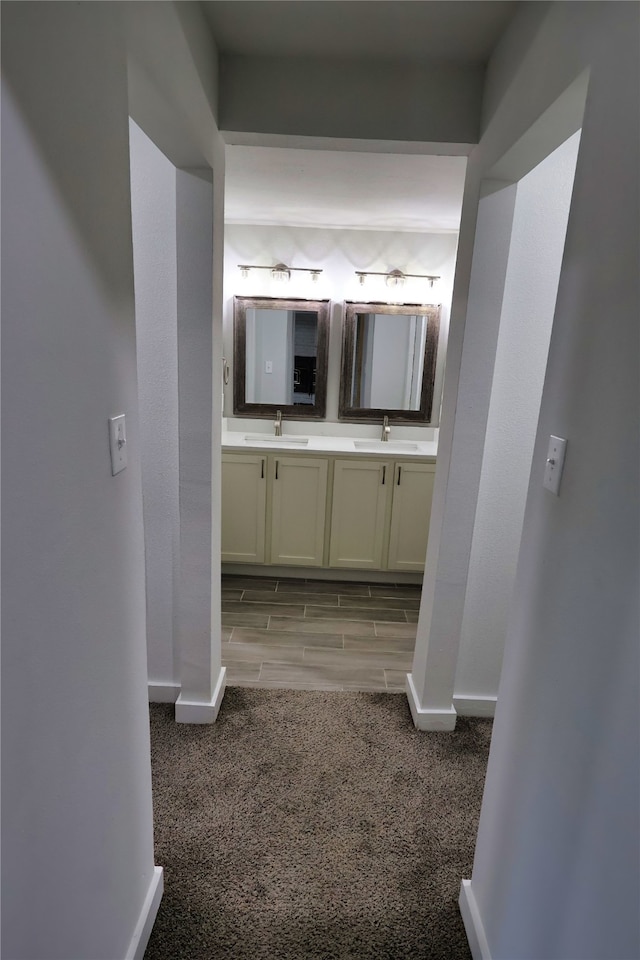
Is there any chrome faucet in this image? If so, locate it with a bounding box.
[274,409,283,437]
[381,415,391,442]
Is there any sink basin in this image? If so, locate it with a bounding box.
[244,434,309,447]
[353,440,419,453]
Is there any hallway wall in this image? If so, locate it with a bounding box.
[453,130,581,713]
[1,5,156,957]
[455,4,639,957]
[219,54,483,145]
[2,1,223,955]
[130,119,181,694]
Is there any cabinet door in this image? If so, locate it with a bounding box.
[270,456,328,566]
[221,454,267,563]
[387,462,435,571]
[329,459,390,569]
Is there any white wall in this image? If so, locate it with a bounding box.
[455,4,639,958]
[125,0,219,169]
[408,179,517,726]
[223,223,458,435]
[125,2,226,718]
[1,5,157,958]
[219,54,483,145]
[129,119,180,692]
[175,166,223,712]
[453,130,581,711]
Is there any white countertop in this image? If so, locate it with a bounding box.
[222,431,438,459]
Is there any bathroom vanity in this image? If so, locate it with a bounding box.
[222,295,441,578]
[221,435,436,575]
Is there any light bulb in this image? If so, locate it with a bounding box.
[385,269,406,289]
[271,263,290,282]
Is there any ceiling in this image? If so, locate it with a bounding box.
[201,1,518,64]
[225,146,467,232]
[211,1,518,233]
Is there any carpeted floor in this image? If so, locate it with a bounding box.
[145,689,492,960]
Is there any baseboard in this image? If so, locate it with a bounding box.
[453,695,497,718]
[405,673,457,731]
[125,865,163,960]
[148,681,180,703]
[459,879,492,960]
[175,666,227,724]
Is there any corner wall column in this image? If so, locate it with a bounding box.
[175,166,226,723]
[406,180,517,731]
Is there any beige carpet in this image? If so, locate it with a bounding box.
[145,689,491,959]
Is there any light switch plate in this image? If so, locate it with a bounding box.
[108,415,127,475]
[543,435,566,495]
[265,360,273,374]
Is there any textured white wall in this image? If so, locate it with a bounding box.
[458,4,639,959]
[129,119,180,690]
[454,130,581,706]
[223,224,458,433]
[1,5,156,958]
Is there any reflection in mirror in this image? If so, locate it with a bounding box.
[339,302,441,423]
[233,297,330,419]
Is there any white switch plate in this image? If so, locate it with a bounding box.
[265,360,273,374]
[543,435,566,495]
[108,415,127,475]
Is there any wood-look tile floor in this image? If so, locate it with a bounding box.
[222,574,421,693]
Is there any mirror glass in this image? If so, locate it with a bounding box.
[233,296,330,419]
[339,301,441,423]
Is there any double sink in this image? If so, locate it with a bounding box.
[243,434,420,453]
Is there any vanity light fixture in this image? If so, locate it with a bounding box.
[238,263,323,283]
[355,268,440,288]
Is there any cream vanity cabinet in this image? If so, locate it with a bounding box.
[328,459,390,569]
[328,458,435,572]
[222,449,435,572]
[386,461,436,571]
[221,453,267,563]
[269,456,328,566]
[221,452,328,567]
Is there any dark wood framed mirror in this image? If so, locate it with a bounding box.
[233,296,330,419]
[338,301,441,423]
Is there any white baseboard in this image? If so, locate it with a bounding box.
[453,695,497,718]
[405,673,457,731]
[148,681,180,703]
[125,865,163,960]
[175,666,227,724]
[459,879,492,960]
